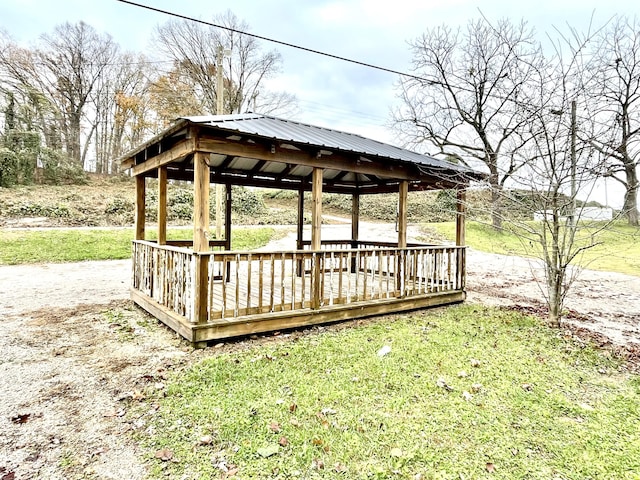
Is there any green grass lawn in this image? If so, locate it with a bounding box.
[0,227,277,265]
[136,305,640,479]
[424,221,640,276]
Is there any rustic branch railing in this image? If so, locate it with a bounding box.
[132,241,195,322]
[132,241,465,325]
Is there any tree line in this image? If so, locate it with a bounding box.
[0,11,296,184]
[394,16,640,228]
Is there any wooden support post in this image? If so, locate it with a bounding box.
[297,188,305,251]
[193,151,210,324]
[456,188,466,247]
[311,168,323,309]
[193,152,210,252]
[157,166,167,245]
[225,183,232,281]
[398,180,408,248]
[351,192,360,273]
[296,188,304,277]
[456,187,467,290]
[225,183,232,250]
[311,168,323,250]
[135,175,145,241]
[215,184,223,240]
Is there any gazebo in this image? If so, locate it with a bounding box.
[120,114,483,346]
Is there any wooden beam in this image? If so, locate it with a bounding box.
[193,152,210,324]
[197,138,418,181]
[398,180,408,248]
[311,168,323,310]
[351,192,360,244]
[135,176,145,240]
[131,137,196,176]
[297,187,305,251]
[225,183,232,251]
[190,291,466,342]
[456,188,466,246]
[193,151,210,252]
[158,166,167,245]
[311,168,323,250]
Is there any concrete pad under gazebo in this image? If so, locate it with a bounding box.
[120,114,484,346]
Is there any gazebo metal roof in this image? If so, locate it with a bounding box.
[121,114,484,194]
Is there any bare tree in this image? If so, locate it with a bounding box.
[0,22,118,167]
[394,18,545,229]
[507,27,610,327]
[91,52,152,173]
[37,22,117,167]
[153,10,296,116]
[585,16,640,226]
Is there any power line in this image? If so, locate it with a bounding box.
[115,0,432,84]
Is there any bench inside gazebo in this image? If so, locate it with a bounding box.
[120,114,483,346]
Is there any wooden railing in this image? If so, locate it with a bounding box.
[132,241,466,324]
[132,241,195,322]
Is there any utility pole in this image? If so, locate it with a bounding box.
[215,45,224,240]
[570,99,577,228]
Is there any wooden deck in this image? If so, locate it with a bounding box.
[131,240,466,343]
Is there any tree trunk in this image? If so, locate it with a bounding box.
[67,111,83,167]
[623,164,639,226]
[547,268,563,328]
[489,169,503,230]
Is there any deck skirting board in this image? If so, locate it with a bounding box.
[130,287,466,343]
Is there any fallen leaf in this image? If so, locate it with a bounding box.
[521,383,533,392]
[312,437,324,446]
[256,444,279,458]
[485,462,496,473]
[198,435,213,446]
[471,383,483,393]
[436,377,454,391]
[462,391,474,401]
[390,447,403,458]
[278,436,289,447]
[10,413,30,424]
[289,403,298,413]
[457,370,468,378]
[414,474,425,480]
[131,390,145,401]
[334,462,347,473]
[377,345,392,357]
[154,448,173,461]
[321,407,337,415]
[290,418,301,427]
[312,458,325,470]
[269,421,281,433]
[225,467,239,477]
[1,471,16,480]
[470,358,481,368]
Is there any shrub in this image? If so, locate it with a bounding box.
[0,148,19,187]
[231,186,265,216]
[41,148,87,185]
[105,196,134,215]
[7,202,70,218]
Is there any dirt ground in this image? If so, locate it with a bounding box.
[1,222,639,479]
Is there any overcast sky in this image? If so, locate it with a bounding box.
[1,0,638,207]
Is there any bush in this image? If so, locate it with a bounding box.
[231,186,266,216]
[7,201,70,218]
[41,148,87,185]
[0,148,19,187]
[105,196,134,215]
